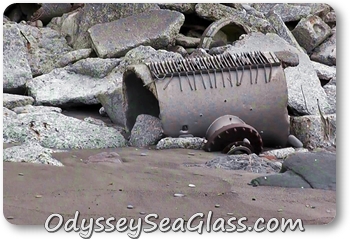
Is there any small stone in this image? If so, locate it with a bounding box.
[127,205,134,209]
[311,206,316,209]
[139,212,146,215]
[18,173,24,176]
[252,197,256,201]
[35,195,42,198]
[326,209,331,213]
[188,184,196,188]
[215,204,220,208]
[227,212,234,216]
[6,216,14,220]
[109,182,113,185]
[140,153,148,156]
[174,193,185,197]
[277,208,283,212]
[188,152,195,156]
[305,204,310,208]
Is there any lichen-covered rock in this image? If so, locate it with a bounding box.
[195,3,275,34]
[292,15,332,53]
[156,137,205,150]
[12,105,62,114]
[267,10,303,52]
[175,35,201,48]
[83,117,106,127]
[290,114,336,149]
[66,58,121,78]
[274,51,299,67]
[311,61,336,81]
[26,64,117,107]
[262,147,296,159]
[3,107,17,119]
[266,3,311,22]
[16,23,73,76]
[3,112,127,149]
[3,24,32,93]
[158,3,196,14]
[323,85,336,114]
[3,93,34,110]
[3,141,64,166]
[88,10,185,58]
[311,27,336,66]
[60,3,160,49]
[205,154,281,173]
[224,32,330,115]
[129,114,163,147]
[56,48,92,68]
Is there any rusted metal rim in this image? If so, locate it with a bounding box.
[223,141,253,155]
[204,115,263,154]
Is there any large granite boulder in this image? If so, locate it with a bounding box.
[59,3,160,49]
[16,23,73,76]
[3,24,32,93]
[3,112,126,149]
[88,10,185,58]
[3,93,34,110]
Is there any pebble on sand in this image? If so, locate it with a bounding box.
[127,205,134,209]
[174,193,185,197]
[188,184,196,188]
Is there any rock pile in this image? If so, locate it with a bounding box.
[3,3,336,166]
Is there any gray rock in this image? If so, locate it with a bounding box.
[26,67,117,107]
[84,152,122,164]
[290,114,336,149]
[251,151,336,190]
[292,15,332,53]
[205,154,281,174]
[16,23,73,76]
[46,16,62,32]
[323,85,336,114]
[232,3,265,19]
[158,3,196,14]
[129,114,163,147]
[3,93,34,110]
[311,61,336,81]
[262,147,296,159]
[56,48,92,68]
[156,137,206,150]
[224,32,330,115]
[60,3,160,49]
[97,85,125,126]
[274,51,299,67]
[294,3,331,17]
[3,112,127,149]
[3,107,17,118]
[3,24,33,93]
[322,11,336,27]
[88,10,185,58]
[311,27,336,66]
[3,141,64,166]
[83,117,106,127]
[267,3,311,22]
[66,58,121,78]
[250,3,277,15]
[267,10,303,51]
[167,45,188,57]
[99,107,107,116]
[175,35,200,48]
[12,105,62,114]
[195,3,275,34]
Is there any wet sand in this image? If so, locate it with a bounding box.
[3,147,336,226]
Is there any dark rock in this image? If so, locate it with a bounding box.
[292,15,332,53]
[60,3,160,50]
[311,27,336,66]
[274,51,299,67]
[224,32,330,115]
[205,154,281,174]
[158,3,196,14]
[129,114,163,147]
[3,24,32,93]
[290,114,336,149]
[3,112,127,149]
[287,135,304,148]
[3,93,34,110]
[251,152,336,191]
[322,11,336,28]
[88,10,184,58]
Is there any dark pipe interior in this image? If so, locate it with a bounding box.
[124,72,160,131]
